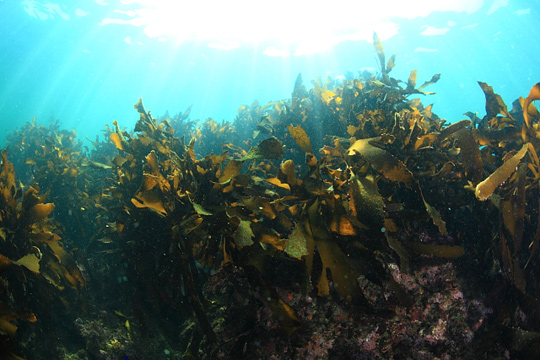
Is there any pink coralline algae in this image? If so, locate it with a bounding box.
[201,259,498,359]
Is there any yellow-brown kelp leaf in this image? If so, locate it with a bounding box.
[453,128,483,184]
[478,81,511,119]
[27,203,55,223]
[527,144,540,181]
[218,159,244,183]
[306,200,362,302]
[267,297,301,336]
[137,136,168,155]
[291,73,308,111]
[475,143,529,201]
[134,97,151,122]
[0,304,38,324]
[436,119,472,143]
[422,103,434,119]
[506,164,527,253]
[330,214,357,236]
[279,160,302,188]
[32,232,86,288]
[266,177,291,190]
[111,120,129,151]
[386,54,396,73]
[14,253,41,273]
[407,243,464,258]
[132,190,167,216]
[348,138,414,186]
[253,115,275,138]
[0,317,18,339]
[40,260,65,290]
[419,187,447,235]
[384,219,410,272]
[347,125,360,137]
[257,228,285,251]
[349,173,384,229]
[463,111,483,127]
[61,166,78,178]
[522,82,540,129]
[473,125,521,147]
[110,133,124,151]
[81,159,112,170]
[0,302,37,348]
[286,125,313,153]
[113,155,127,167]
[241,240,301,335]
[319,89,341,105]
[407,70,417,89]
[139,172,159,192]
[144,150,170,192]
[325,195,357,236]
[0,247,41,274]
[239,137,284,161]
[192,202,212,216]
[241,196,277,220]
[145,149,159,169]
[0,254,14,272]
[285,223,308,259]
[404,120,423,149]
[413,134,438,150]
[1,151,16,193]
[373,32,385,74]
[417,73,441,94]
[0,304,37,360]
[233,220,255,249]
[316,239,363,302]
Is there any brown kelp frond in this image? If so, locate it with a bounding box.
[0,151,85,359]
[4,33,540,358]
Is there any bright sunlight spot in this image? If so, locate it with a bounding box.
[99,0,484,56]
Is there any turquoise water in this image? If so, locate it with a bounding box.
[0,0,538,145]
[2,2,540,359]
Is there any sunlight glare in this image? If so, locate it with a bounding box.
[101,0,484,55]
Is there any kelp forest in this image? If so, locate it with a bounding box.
[1,34,540,359]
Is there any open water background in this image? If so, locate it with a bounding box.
[0,0,538,146]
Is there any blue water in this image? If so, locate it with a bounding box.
[0,0,538,147]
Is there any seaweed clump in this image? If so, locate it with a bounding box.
[0,151,85,359]
[2,33,540,359]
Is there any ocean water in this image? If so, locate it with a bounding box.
[0,0,538,146]
[2,1,540,359]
